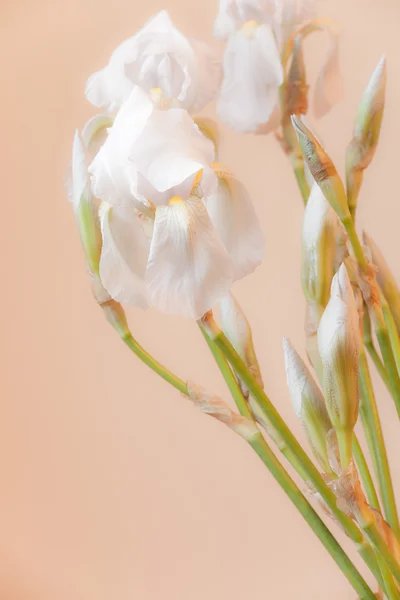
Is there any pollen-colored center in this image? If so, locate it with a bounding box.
[241,20,259,39]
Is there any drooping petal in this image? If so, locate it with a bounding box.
[99,203,150,308]
[205,166,264,279]
[146,197,233,319]
[217,23,283,132]
[313,26,344,118]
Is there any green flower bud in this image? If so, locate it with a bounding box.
[70,130,102,277]
[317,264,360,469]
[346,56,386,218]
[283,337,334,475]
[301,183,338,309]
[291,115,350,222]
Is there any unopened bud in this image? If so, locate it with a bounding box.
[283,338,334,474]
[302,183,338,309]
[81,114,113,156]
[363,232,400,333]
[286,37,309,117]
[71,130,102,276]
[291,115,350,222]
[187,382,259,441]
[346,56,386,217]
[219,293,263,393]
[318,264,360,469]
[305,303,324,383]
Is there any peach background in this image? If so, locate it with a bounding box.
[1,0,400,598]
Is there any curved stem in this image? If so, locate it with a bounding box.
[365,341,391,392]
[200,326,376,600]
[99,300,188,396]
[353,435,380,511]
[359,349,400,539]
[200,313,387,582]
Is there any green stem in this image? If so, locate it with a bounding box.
[381,292,400,376]
[123,333,188,395]
[359,349,400,539]
[342,217,400,415]
[201,315,387,582]
[100,301,188,396]
[342,217,368,270]
[377,558,400,600]
[200,325,310,480]
[365,342,391,392]
[353,435,380,511]
[363,522,400,587]
[201,327,376,600]
[250,434,377,600]
[291,155,310,205]
[375,321,400,418]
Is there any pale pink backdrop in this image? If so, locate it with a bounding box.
[1,0,400,598]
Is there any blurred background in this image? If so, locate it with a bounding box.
[1,0,400,598]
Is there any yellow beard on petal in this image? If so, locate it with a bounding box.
[168,196,185,206]
[211,161,232,180]
[190,169,204,196]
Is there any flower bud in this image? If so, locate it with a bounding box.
[317,263,360,469]
[81,114,113,156]
[285,37,309,118]
[70,130,102,276]
[301,183,338,309]
[291,115,351,222]
[346,56,386,217]
[305,303,324,383]
[187,381,259,441]
[363,232,400,333]
[283,337,334,475]
[219,293,264,393]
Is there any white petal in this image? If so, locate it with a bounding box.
[99,204,149,308]
[146,197,233,319]
[130,108,215,196]
[88,86,153,207]
[71,130,89,209]
[217,24,283,132]
[205,169,264,279]
[314,29,344,118]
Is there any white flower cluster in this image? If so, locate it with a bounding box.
[70,1,342,320]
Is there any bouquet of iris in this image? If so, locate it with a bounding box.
[69,2,400,597]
